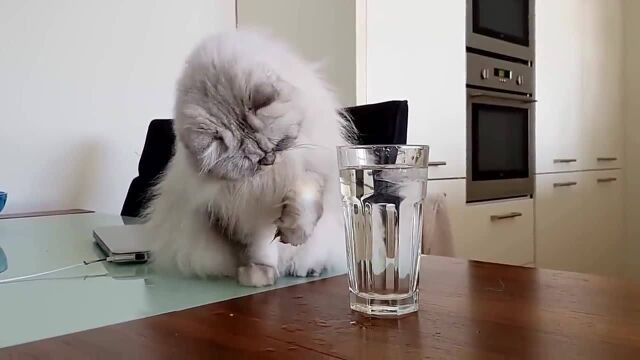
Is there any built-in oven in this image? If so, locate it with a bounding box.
[466,0,534,61]
[466,53,535,202]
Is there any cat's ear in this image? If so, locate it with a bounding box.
[249,82,278,111]
[249,79,294,111]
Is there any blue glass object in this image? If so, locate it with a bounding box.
[0,192,6,212]
[0,247,6,273]
[0,191,6,273]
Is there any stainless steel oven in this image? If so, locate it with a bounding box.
[466,0,535,61]
[466,53,535,202]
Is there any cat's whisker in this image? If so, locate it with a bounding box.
[283,143,332,153]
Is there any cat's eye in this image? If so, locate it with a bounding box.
[274,136,295,151]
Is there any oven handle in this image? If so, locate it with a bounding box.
[469,92,537,103]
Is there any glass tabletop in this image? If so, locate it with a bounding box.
[0,213,341,348]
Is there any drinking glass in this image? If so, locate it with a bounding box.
[337,145,429,317]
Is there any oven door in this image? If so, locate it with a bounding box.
[466,89,535,202]
[466,0,534,61]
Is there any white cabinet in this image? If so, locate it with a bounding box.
[582,0,624,170]
[536,0,584,173]
[366,0,466,179]
[536,0,624,173]
[428,179,534,266]
[587,170,625,276]
[535,170,624,277]
[535,172,587,271]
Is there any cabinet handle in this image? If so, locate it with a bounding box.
[597,177,617,183]
[490,212,523,221]
[554,159,577,163]
[597,157,618,162]
[553,181,578,187]
[428,161,447,167]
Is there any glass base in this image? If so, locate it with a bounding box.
[349,291,419,317]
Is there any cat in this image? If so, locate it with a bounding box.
[144,30,355,287]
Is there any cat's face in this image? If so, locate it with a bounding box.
[175,65,302,180]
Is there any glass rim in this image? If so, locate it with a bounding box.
[336,144,429,150]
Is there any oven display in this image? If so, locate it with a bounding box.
[494,68,512,79]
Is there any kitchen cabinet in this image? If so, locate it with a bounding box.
[536,0,624,173]
[366,0,466,179]
[428,179,534,266]
[535,170,624,277]
[536,0,583,173]
[582,0,624,170]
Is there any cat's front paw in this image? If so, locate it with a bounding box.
[275,202,320,246]
[237,264,278,287]
[275,176,324,246]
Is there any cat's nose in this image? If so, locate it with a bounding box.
[259,152,276,166]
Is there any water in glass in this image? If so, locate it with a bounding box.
[339,163,427,317]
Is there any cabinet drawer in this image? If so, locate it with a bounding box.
[428,179,534,266]
[460,199,534,266]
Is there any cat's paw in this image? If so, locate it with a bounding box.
[237,264,278,287]
[276,181,323,246]
[275,211,312,246]
[287,263,325,278]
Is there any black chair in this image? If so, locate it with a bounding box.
[344,100,408,145]
[121,119,175,218]
[120,100,409,217]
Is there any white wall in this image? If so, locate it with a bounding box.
[0,0,236,214]
[623,0,640,279]
[237,0,357,107]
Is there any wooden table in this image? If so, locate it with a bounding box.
[2,212,640,359]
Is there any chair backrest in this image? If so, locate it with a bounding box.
[343,100,408,145]
[121,119,174,217]
[120,100,409,217]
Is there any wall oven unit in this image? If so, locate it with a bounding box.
[466,0,534,61]
[467,53,535,202]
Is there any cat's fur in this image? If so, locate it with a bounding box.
[144,30,353,286]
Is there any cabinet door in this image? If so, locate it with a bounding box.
[582,0,624,170]
[535,171,624,276]
[535,172,588,272]
[536,0,624,172]
[366,0,466,179]
[583,170,625,277]
[428,179,534,266]
[536,0,584,173]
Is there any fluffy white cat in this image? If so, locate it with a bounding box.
[144,30,354,286]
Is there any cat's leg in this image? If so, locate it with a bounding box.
[237,229,280,287]
[276,171,325,246]
[149,211,238,278]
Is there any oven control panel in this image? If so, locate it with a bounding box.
[467,53,533,94]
